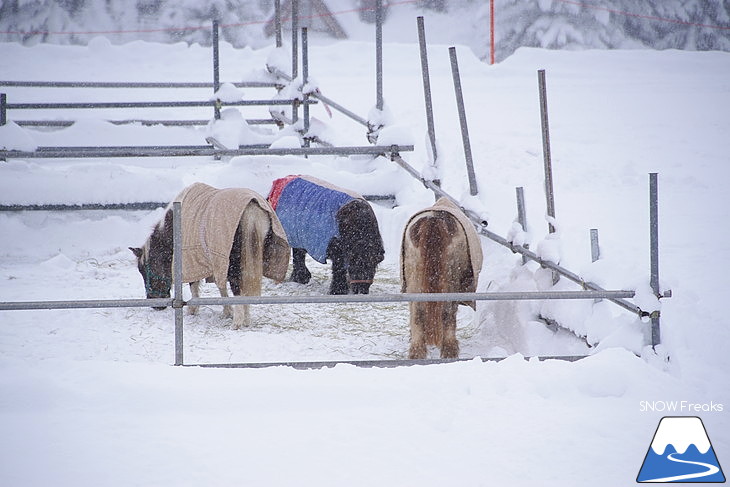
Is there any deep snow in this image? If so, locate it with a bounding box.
[0,23,729,487]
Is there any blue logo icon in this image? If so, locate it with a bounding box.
[637,416,725,483]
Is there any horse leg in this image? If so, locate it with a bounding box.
[440,302,459,359]
[328,239,349,295]
[217,283,232,319]
[188,281,200,315]
[408,302,428,359]
[290,248,311,284]
[232,201,267,329]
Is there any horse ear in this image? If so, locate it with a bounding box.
[129,247,143,258]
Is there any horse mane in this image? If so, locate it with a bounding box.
[140,208,173,262]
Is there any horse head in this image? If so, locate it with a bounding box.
[336,199,385,294]
[346,238,385,294]
[130,211,173,309]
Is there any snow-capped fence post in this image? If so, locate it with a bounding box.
[516,187,529,265]
[0,93,6,126]
[489,0,496,65]
[291,0,300,125]
[417,16,440,189]
[212,20,221,121]
[302,27,310,148]
[590,229,600,263]
[590,228,602,303]
[537,69,561,285]
[173,201,184,366]
[538,69,556,233]
[274,0,283,48]
[649,173,661,347]
[448,47,478,196]
[375,0,384,112]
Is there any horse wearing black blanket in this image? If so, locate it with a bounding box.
[268,175,385,294]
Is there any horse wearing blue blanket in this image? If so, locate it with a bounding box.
[268,175,385,294]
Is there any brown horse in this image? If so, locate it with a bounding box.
[401,198,483,359]
[130,183,289,329]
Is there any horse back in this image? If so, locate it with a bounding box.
[404,210,472,294]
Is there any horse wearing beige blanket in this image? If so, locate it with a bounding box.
[131,183,290,329]
[401,198,482,358]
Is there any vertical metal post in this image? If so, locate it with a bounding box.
[0,93,6,126]
[172,201,184,366]
[375,0,384,111]
[417,17,438,170]
[449,47,478,196]
[590,229,600,263]
[275,0,282,48]
[590,228,602,302]
[516,187,529,265]
[212,20,221,120]
[538,69,555,233]
[291,0,299,124]
[302,27,310,148]
[649,173,661,347]
[489,0,495,65]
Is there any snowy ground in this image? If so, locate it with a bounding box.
[1,31,729,487]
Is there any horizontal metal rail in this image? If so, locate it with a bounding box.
[0,144,413,159]
[0,202,168,212]
[34,144,269,152]
[0,298,172,311]
[4,99,314,110]
[0,80,278,89]
[187,290,635,307]
[0,195,396,212]
[14,118,278,127]
[188,355,587,370]
[0,290,635,312]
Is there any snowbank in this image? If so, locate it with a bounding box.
[0,38,728,487]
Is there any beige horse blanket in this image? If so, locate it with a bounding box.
[175,182,290,286]
[400,197,483,308]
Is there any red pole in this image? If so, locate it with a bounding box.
[490,0,495,64]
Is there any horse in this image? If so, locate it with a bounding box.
[401,198,483,359]
[267,175,385,294]
[130,182,290,329]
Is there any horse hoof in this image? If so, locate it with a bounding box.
[441,342,460,359]
[408,345,427,360]
[290,273,311,285]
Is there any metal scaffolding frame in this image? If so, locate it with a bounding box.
[0,6,670,368]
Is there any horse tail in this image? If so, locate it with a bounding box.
[239,199,269,298]
[408,212,458,348]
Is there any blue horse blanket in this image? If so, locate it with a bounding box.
[268,175,362,264]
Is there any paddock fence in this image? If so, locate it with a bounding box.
[0,3,671,368]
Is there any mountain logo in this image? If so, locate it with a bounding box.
[637,416,726,483]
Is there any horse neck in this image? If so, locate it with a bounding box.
[338,201,384,254]
[148,209,174,262]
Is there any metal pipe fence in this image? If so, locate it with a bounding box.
[0,13,669,368]
[3,99,312,110]
[0,81,279,89]
[13,119,278,127]
[0,144,414,160]
[189,355,587,370]
[0,184,655,367]
[0,290,637,312]
[390,153,664,321]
